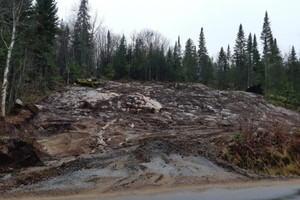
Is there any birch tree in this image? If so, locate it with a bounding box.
[1,0,24,118]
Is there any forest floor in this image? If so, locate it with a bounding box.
[0,81,300,199]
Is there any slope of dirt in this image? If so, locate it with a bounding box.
[0,81,299,198]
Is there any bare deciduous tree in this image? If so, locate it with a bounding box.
[1,0,24,118]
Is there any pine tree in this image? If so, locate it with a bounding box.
[72,0,94,75]
[233,24,247,89]
[131,38,146,79]
[286,46,300,105]
[247,33,253,87]
[165,48,174,81]
[198,27,213,84]
[157,45,166,81]
[261,11,273,61]
[288,46,299,91]
[97,30,112,77]
[113,35,128,79]
[57,21,71,83]
[252,34,263,85]
[269,38,284,93]
[33,0,59,89]
[146,43,154,80]
[217,47,228,88]
[226,45,232,68]
[260,11,273,95]
[183,38,197,82]
[226,45,235,87]
[173,37,184,81]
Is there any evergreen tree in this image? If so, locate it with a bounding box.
[57,21,71,83]
[260,11,273,95]
[157,45,166,81]
[252,34,263,85]
[146,42,154,80]
[131,38,146,79]
[233,24,247,89]
[97,30,112,78]
[226,45,235,87]
[198,27,213,84]
[72,0,94,75]
[217,47,228,88]
[147,44,165,81]
[165,47,174,81]
[173,37,184,81]
[113,35,128,79]
[183,38,197,82]
[269,38,284,93]
[226,45,232,68]
[285,46,300,105]
[261,11,273,60]
[247,33,253,87]
[33,0,59,89]
[288,46,299,92]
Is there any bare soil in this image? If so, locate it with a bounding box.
[0,81,299,199]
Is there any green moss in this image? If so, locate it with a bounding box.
[0,136,10,141]
[76,79,100,87]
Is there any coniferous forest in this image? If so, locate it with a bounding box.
[0,0,300,117]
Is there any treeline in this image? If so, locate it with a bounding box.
[1,0,300,117]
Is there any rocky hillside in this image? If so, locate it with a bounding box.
[0,81,299,196]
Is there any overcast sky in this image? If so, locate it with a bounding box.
[56,0,300,58]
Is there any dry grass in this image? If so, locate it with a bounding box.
[222,119,300,176]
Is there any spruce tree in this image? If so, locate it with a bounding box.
[217,47,228,88]
[113,35,128,79]
[260,11,273,95]
[72,0,94,75]
[165,48,174,81]
[198,27,213,84]
[247,33,253,87]
[226,45,232,68]
[146,43,154,80]
[173,37,184,81]
[269,38,284,93]
[261,11,273,60]
[183,38,197,82]
[33,0,59,89]
[157,45,166,81]
[233,24,247,89]
[286,46,300,104]
[252,34,263,84]
[288,46,299,92]
[57,21,71,82]
[131,38,146,79]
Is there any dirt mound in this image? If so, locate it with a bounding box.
[0,139,43,173]
[1,81,300,197]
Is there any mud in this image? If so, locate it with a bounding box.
[0,81,299,198]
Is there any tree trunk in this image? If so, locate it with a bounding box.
[1,1,20,118]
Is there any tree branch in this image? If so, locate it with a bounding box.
[0,27,9,49]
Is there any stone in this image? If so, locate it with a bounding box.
[15,99,25,109]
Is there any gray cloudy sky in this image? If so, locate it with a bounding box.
[56,0,300,57]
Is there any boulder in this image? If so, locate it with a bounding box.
[246,84,263,95]
[14,99,25,109]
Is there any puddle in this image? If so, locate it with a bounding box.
[111,185,300,200]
